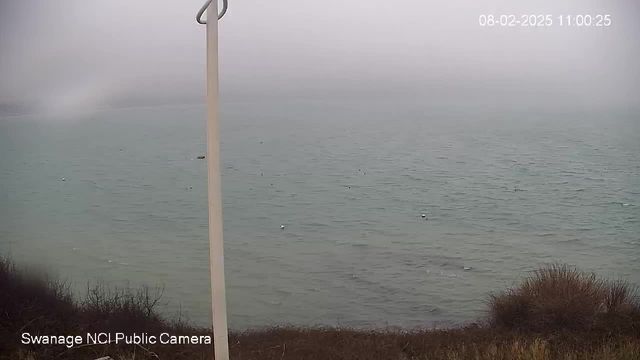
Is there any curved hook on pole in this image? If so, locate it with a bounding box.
[196,0,228,24]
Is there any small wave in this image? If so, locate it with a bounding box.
[275,288,291,296]
[305,222,328,228]
[352,243,369,248]
[537,233,554,237]
[401,173,420,180]
[331,219,353,224]
[264,203,286,208]
[357,220,376,226]
[558,238,583,244]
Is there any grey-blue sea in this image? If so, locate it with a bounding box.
[1,100,638,329]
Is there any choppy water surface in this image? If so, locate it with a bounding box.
[1,101,638,329]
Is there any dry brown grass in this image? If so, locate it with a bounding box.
[2,256,639,360]
[487,264,640,335]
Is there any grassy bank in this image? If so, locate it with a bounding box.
[1,256,639,360]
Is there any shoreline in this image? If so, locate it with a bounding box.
[2,256,639,359]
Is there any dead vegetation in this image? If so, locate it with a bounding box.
[1,256,639,359]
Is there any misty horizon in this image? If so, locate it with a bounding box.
[1,0,639,115]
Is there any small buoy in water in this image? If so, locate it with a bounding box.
[197,155,205,159]
[421,214,426,218]
[280,225,285,230]
[463,266,472,271]
[62,178,65,181]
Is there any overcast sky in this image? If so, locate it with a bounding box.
[0,0,638,111]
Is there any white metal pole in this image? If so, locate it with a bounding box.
[205,1,230,359]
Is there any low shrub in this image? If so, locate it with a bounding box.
[487,264,640,335]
